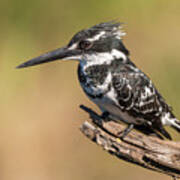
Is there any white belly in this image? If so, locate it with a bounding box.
[91,90,145,125]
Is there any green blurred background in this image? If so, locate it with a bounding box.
[0,0,180,179]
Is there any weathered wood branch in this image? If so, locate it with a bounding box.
[79,105,180,180]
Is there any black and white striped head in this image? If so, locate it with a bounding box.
[17,22,129,68]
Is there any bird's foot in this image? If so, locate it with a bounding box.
[101,111,111,122]
[117,124,134,140]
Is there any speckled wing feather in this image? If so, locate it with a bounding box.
[112,71,173,139]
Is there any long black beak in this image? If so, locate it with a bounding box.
[16,46,80,69]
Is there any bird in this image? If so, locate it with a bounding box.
[17,21,180,140]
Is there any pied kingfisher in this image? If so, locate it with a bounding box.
[17,22,180,140]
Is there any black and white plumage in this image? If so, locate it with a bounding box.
[17,22,180,140]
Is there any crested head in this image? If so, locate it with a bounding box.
[68,22,128,52]
[69,21,126,46]
[67,21,129,66]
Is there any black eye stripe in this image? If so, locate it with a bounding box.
[79,40,92,50]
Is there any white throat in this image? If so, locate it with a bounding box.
[80,49,127,68]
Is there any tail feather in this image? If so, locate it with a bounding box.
[158,126,172,140]
[171,119,180,133]
[134,125,165,140]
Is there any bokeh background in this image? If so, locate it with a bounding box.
[0,0,180,179]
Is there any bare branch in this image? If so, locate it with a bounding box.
[79,105,180,179]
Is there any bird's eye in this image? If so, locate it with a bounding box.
[79,40,92,50]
